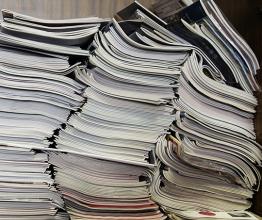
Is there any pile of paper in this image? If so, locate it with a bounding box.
[0,146,67,219]
[49,152,166,220]
[0,46,85,149]
[52,13,189,218]
[54,18,190,167]
[116,0,261,218]
[1,9,106,46]
[167,0,260,93]
[0,9,107,219]
[0,1,260,220]
[0,10,109,56]
[131,0,260,216]
[52,1,260,218]
[152,135,256,212]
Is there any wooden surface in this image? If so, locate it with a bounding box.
[0,0,155,19]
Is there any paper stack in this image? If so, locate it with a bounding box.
[0,9,107,219]
[51,1,260,218]
[52,14,189,218]
[0,46,86,149]
[131,0,260,217]
[53,7,188,169]
[0,1,260,220]
[0,9,109,56]
[116,0,261,218]
[167,0,260,93]
[0,146,67,219]
[0,7,168,220]
[49,152,166,220]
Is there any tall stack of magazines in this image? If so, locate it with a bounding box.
[0,0,260,220]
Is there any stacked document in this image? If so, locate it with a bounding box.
[0,146,68,219]
[0,9,105,220]
[1,9,107,46]
[0,46,85,149]
[54,18,189,167]
[167,0,260,93]
[115,0,261,218]
[0,1,260,220]
[153,135,256,212]
[0,9,108,56]
[49,152,166,220]
[52,13,188,218]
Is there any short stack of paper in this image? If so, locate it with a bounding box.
[49,152,166,220]
[167,0,260,93]
[0,146,67,219]
[0,47,86,149]
[0,9,109,56]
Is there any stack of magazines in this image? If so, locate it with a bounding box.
[55,19,188,165]
[0,46,86,149]
[110,0,261,218]
[0,9,108,219]
[52,13,187,220]
[49,152,166,220]
[0,0,260,220]
[0,146,67,219]
[0,9,109,56]
[116,0,261,218]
